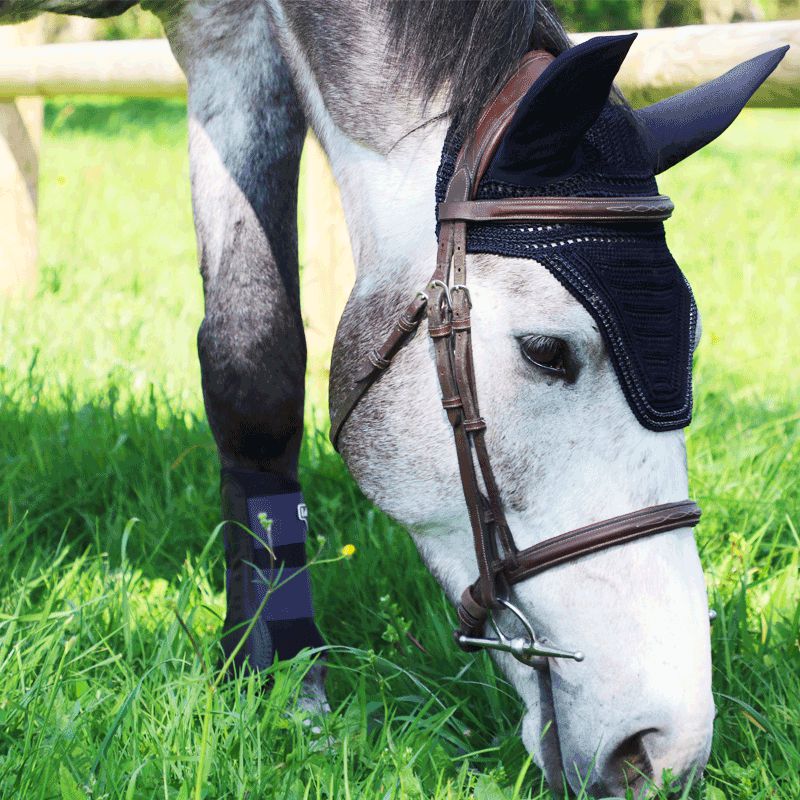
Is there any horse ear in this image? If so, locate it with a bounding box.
[635,45,789,174]
[485,33,637,184]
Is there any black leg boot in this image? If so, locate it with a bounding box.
[220,468,324,672]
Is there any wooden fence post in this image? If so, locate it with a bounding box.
[0,20,44,295]
[299,135,355,385]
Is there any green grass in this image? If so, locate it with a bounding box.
[0,97,797,799]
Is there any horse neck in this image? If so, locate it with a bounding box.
[322,118,448,298]
[269,1,448,296]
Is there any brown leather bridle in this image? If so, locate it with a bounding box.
[330,51,702,666]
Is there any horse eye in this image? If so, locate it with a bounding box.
[519,335,569,378]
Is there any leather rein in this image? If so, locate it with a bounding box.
[330,51,701,666]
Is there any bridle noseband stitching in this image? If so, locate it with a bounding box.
[330,50,702,666]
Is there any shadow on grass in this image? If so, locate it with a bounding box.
[0,389,217,581]
[0,379,451,664]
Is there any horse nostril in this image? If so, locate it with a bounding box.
[601,728,705,799]
[605,731,655,795]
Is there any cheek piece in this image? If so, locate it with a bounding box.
[220,468,324,671]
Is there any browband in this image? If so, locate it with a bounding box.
[438,195,674,223]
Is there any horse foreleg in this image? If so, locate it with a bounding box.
[162,5,326,705]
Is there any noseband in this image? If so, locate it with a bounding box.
[330,51,701,666]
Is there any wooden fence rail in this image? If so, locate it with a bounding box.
[574,20,800,106]
[0,38,183,99]
[0,21,797,103]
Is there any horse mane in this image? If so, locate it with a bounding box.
[382,0,571,137]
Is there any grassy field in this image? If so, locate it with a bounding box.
[0,97,797,799]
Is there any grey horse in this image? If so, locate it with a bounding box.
[0,1,787,795]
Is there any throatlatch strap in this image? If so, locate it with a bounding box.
[221,469,323,670]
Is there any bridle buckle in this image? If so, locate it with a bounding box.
[428,279,452,310]
[451,284,472,308]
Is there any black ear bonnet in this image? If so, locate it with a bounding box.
[435,35,788,431]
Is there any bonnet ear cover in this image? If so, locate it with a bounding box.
[485,33,637,184]
[438,35,789,431]
[635,45,789,174]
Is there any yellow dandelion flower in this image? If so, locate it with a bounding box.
[341,544,356,558]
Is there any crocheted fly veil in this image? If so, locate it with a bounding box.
[435,34,788,430]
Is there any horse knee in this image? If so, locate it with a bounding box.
[197,316,305,470]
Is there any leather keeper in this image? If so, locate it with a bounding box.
[455,586,490,650]
[441,396,463,410]
[368,349,391,370]
[397,314,419,333]
[463,417,487,432]
[455,588,488,651]
[460,584,489,627]
[428,323,453,338]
